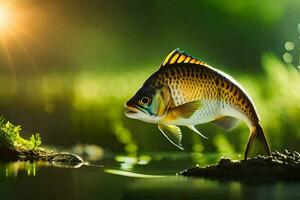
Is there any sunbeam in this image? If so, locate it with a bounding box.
[0,5,11,27]
[0,36,14,71]
[10,31,39,72]
[0,2,37,74]
[0,4,14,37]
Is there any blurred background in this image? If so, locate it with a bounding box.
[0,0,300,156]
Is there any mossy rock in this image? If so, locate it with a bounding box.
[0,117,83,168]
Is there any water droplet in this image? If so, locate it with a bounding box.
[283,52,293,63]
[298,23,300,33]
[284,41,294,51]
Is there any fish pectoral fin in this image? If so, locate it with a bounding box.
[170,100,201,119]
[158,124,184,150]
[187,125,208,139]
[212,116,240,131]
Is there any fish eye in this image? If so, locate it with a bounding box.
[140,96,151,105]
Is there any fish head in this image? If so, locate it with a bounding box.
[125,84,171,123]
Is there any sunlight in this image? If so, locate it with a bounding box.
[0,5,13,33]
[0,2,38,75]
[0,4,17,83]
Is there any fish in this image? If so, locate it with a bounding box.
[125,48,271,159]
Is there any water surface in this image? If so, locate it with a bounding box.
[1,152,299,200]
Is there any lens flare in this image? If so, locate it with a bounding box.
[0,2,37,76]
[0,6,10,29]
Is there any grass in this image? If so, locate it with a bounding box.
[0,116,83,167]
[0,116,41,150]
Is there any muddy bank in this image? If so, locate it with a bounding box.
[181,150,300,181]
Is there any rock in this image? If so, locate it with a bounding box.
[180,150,300,181]
[51,153,84,168]
[0,147,85,168]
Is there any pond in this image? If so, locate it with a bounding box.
[1,152,300,200]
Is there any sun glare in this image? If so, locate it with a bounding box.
[0,2,38,78]
[0,5,12,32]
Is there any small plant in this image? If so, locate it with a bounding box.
[0,116,83,166]
[29,133,42,150]
[0,116,42,150]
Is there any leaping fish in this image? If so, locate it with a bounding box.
[125,48,271,159]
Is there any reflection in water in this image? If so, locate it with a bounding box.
[1,153,300,200]
[1,158,85,177]
[115,155,151,170]
[122,175,243,200]
[105,169,165,178]
[2,161,37,177]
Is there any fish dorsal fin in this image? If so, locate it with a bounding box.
[160,48,210,68]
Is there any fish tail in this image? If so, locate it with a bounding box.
[244,123,271,159]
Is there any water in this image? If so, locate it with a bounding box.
[1,152,300,200]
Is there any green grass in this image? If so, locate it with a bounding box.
[0,116,41,150]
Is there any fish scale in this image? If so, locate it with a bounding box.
[154,64,258,127]
[156,67,218,125]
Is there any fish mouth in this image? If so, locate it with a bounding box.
[125,107,137,114]
[124,104,139,116]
